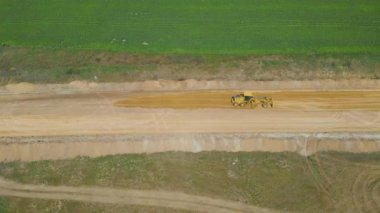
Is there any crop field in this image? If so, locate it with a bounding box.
[0,0,379,54]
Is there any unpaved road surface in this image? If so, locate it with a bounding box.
[0,88,379,212]
[0,178,276,213]
[1,90,379,162]
[0,90,379,137]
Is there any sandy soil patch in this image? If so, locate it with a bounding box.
[114,90,380,110]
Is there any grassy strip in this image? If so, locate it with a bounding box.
[1,47,379,84]
[1,151,379,212]
[0,0,379,55]
[0,197,189,213]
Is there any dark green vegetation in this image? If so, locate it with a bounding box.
[1,47,379,84]
[1,1,379,83]
[1,151,380,212]
[1,0,379,54]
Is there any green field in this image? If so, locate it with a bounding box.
[1,152,380,212]
[1,0,379,54]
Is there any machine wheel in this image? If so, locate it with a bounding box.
[261,102,269,108]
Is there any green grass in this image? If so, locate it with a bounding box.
[0,198,189,213]
[0,198,8,213]
[0,0,379,54]
[1,151,379,212]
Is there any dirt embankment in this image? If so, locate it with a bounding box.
[0,133,379,162]
[1,79,380,96]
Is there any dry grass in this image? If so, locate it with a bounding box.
[1,151,379,212]
[0,197,189,213]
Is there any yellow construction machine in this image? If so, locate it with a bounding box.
[231,91,273,108]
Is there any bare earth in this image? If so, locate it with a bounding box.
[1,133,380,162]
[1,81,380,212]
[0,90,379,137]
[0,88,379,161]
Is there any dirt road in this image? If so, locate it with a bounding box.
[0,90,379,137]
[0,178,276,213]
[0,87,379,211]
[0,89,379,162]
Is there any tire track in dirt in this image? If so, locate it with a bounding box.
[0,178,278,213]
[351,171,380,213]
[303,137,337,207]
[373,181,380,209]
[319,154,380,212]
